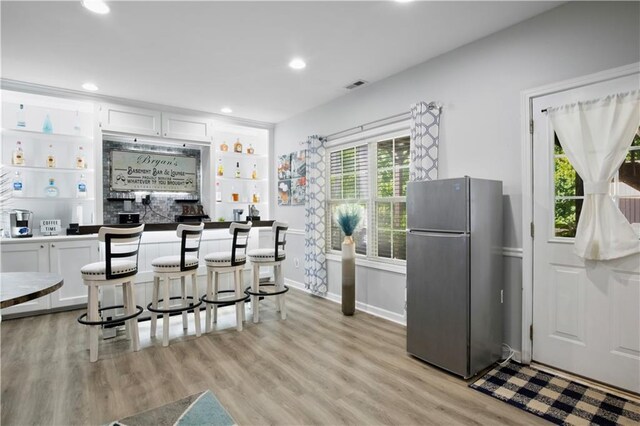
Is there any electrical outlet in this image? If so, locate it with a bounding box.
[294,257,299,268]
[142,194,151,205]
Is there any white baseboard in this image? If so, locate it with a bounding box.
[285,278,406,326]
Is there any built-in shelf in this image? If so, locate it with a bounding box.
[13,197,95,201]
[2,128,93,142]
[4,165,94,173]
[215,151,267,159]
[217,201,267,205]
[216,176,267,182]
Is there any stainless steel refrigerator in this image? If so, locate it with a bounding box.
[406,176,503,379]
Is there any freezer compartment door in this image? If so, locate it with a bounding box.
[407,177,469,232]
[406,231,469,377]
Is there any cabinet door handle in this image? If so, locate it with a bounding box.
[51,244,55,248]
[40,245,44,249]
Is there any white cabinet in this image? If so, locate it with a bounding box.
[1,238,98,316]
[99,104,161,136]
[0,242,50,314]
[49,239,99,308]
[162,112,212,143]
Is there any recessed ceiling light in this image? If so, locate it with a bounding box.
[289,58,306,70]
[82,82,99,91]
[395,0,414,3]
[81,0,110,15]
[221,107,233,114]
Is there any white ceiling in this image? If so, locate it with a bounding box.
[1,1,561,124]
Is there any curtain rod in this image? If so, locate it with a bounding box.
[324,112,411,142]
[323,102,440,142]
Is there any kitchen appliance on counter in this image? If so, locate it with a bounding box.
[9,209,33,238]
[246,204,260,221]
[406,177,503,379]
[118,212,140,224]
[232,209,244,221]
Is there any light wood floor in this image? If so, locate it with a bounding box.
[1,289,545,425]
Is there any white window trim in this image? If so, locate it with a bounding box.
[325,121,410,266]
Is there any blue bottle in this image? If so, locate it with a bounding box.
[42,113,53,134]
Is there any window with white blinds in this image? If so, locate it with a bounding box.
[327,133,409,262]
[328,144,368,255]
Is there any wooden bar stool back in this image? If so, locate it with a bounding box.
[201,221,252,332]
[149,222,204,347]
[78,224,145,362]
[246,221,289,323]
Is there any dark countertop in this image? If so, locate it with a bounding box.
[78,220,274,235]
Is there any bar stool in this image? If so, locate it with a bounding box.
[78,224,145,362]
[201,222,252,332]
[148,223,204,347]
[246,221,289,323]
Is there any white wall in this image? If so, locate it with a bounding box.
[273,2,640,352]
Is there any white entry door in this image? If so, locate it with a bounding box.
[532,72,640,393]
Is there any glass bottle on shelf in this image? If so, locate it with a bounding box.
[220,141,229,152]
[12,141,25,166]
[235,161,241,178]
[251,163,258,180]
[252,184,260,203]
[231,185,239,202]
[76,174,87,198]
[42,112,53,134]
[247,144,254,155]
[217,158,224,176]
[16,104,26,128]
[44,178,59,197]
[46,144,56,168]
[73,110,81,133]
[233,138,242,153]
[12,171,23,196]
[76,146,86,169]
[215,181,222,202]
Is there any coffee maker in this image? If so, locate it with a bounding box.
[10,209,33,238]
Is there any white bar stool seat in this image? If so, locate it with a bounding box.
[148,223,204,347]
[77,224,145,363]
[246,222,289,323]
[201,222,252,332]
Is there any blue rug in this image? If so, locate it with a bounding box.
[109,390,236,426]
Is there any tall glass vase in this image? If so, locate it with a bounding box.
[342,235,356,315]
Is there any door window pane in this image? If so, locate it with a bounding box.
[554,198,583,238]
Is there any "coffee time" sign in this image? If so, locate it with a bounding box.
[110,150,197,192]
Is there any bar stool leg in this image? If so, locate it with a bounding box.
[181,276,188,330]
[213,271,219,324]
[240,268,246,323]
[192,272,201,337]
[252,263,260,323]
[234,268,243,331]
[151,276,159,338]
[276,264,287,320]
[122,282,131,339]
[126,281,140,352]
[162,275,170,347]
[205,270,212,333]
[87,285,99,363]
[274,265,281,313]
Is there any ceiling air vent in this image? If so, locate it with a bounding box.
[345,80,367,90]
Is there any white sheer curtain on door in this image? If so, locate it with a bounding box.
[549,90,640,260]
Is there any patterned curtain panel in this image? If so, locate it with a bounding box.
[410,102,441,181]
[304,135,328,294]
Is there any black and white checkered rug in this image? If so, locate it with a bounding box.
[470,361,640,425]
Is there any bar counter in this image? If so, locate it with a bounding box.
[78,220,275,235]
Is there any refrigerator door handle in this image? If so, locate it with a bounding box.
[408,230,468,237]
